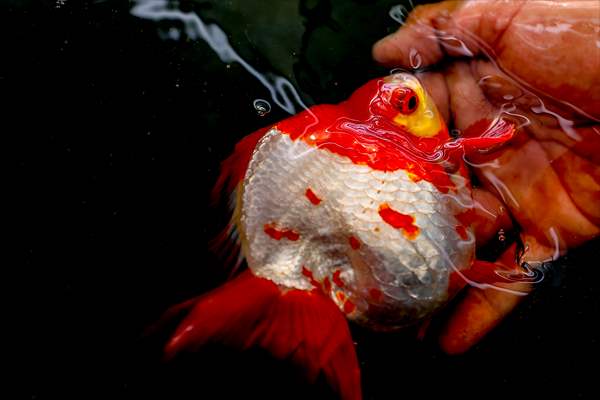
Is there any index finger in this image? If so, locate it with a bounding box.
[372,1,457,68]
[372,0,526,68]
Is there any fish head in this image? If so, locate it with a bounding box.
[342,73,451,154]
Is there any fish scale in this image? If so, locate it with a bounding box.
[241,128,474,328]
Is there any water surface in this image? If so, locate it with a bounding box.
[7,0,599,398]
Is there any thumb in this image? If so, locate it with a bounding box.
[439,281,532,355]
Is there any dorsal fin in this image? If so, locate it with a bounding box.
[210,126,271,275]
[211,126,272,205]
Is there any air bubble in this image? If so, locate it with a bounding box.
[498,228,506,242]
[389,5,408,24]
[253,99,271,117]
[409,48,422,69]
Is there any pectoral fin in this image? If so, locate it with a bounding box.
[457,118,515,155]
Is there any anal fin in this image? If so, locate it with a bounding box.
[449,243,532,293]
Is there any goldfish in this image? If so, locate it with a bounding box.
[162,73,518,400]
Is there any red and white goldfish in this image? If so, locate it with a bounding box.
[163,73,517,400]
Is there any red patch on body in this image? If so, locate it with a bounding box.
[323,277,332,292]
[305,188,322,205]
[336,291,346,302]
[369,288,383,302]
[378,203,419,239]
[455,209,475,227]
[455,225,468,240]
[302,266,321,289]
[348,236,360,250]
[264,223,300,241]
[276,78,457,194]
[332,270,345,288]
[343,300,356,314]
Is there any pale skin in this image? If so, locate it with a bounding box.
[373,0,600,353]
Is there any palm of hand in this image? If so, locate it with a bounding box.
[373,0,600,353]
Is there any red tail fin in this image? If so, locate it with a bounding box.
[165,270,361,400]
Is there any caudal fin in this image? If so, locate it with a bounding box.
[165,270,361,400]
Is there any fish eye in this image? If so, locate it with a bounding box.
[390,87,419,115]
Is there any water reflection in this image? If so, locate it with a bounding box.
[132,0,307,114]
[133,0,599,310]
[136,0,599,390]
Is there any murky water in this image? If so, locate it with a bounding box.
[9,0,599,399]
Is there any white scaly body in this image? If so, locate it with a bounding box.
[240,129,474,329]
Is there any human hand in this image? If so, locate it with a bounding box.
[373,0,600,353]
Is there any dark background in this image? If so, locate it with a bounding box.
[7,0,598,398]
